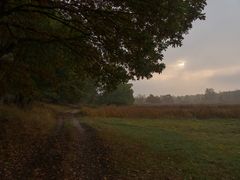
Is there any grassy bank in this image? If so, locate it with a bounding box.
[0,103,67,178]
[81,117,240,179]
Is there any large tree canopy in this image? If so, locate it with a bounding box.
[0,0,206,101]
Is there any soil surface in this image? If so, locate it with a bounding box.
[1,111,112,180]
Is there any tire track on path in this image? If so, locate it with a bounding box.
[13,111,112,180]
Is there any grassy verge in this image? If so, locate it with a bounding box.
[81,117,240,179]
[0,103,65,178]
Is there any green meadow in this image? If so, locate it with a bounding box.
[82,117,240,179]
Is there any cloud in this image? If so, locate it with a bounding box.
[132,0,240,96]
[209,71,240,86]
[182,65,240,82]
[132,63,240,96]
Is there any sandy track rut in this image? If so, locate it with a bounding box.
[10,112,111,180]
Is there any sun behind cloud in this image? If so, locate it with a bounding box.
[176,59,186,68]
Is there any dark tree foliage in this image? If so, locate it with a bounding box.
[0,0,206,103]
[98,83,134,105]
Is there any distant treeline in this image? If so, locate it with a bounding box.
[135,89,240,105]
[0,83,134,106]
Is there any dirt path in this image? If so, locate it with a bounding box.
[12,112,111,180]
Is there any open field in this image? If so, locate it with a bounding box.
[81,116,240,179]
[81,105,240,119]
[1,104,240,179]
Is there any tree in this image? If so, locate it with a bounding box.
[204,88,217,103]
[146,94,160,104]
[0,0,207,101]
[98,84,134,105]
[160,94,174,104]
[134,94,146,105]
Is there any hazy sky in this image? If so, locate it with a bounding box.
[132,0,240,96]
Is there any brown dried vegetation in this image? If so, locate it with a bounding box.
[81,105,240,119]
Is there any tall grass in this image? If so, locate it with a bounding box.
[0,103,60,178]
[81,105,240,119]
